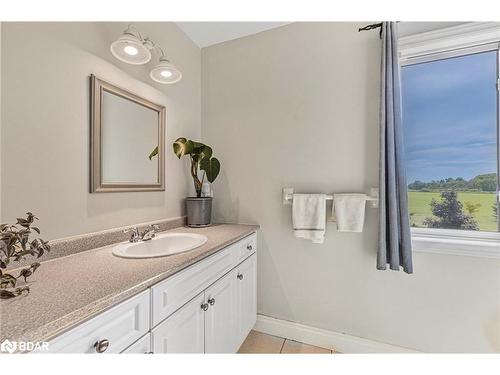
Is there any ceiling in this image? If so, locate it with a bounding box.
[176,22,469,48]
[176,22,290,48]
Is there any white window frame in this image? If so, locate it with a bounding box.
[398,22,500,259]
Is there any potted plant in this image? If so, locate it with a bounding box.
[0,212,50,299]
[173,138,220,227]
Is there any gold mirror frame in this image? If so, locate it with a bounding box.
[90,75,165,193]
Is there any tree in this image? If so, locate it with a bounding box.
[407,173,496,192]
[464,201,481,215]
[408,180,427,190]
[422,191,479,231]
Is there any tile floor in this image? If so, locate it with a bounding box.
[238,330,335,354]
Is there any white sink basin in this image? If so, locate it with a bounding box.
[112,232,208,259]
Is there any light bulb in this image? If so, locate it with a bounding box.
[110,30,151,65]
[150,58,182,84]
[124,45,139,55]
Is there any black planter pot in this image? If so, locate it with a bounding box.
[186,197,212,227]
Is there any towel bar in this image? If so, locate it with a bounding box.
[282,187,379,208]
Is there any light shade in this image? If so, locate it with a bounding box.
[150,58,182,84]
[110,33,151,65]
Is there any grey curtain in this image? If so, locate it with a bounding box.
[377,22,413,274]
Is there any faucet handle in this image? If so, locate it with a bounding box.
[124,227,140,242]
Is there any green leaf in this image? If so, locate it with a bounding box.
[192,144,212,163]
[26,212,36,224]
[16,218,30,228]
[19,268,32,282]
[192,141,205,151]
[15,286,30,296]
[199,157,220,183]
[173,138,194,159]
[0,290,16,299]
[190,142,205,163]
[148,146,159,160]
[200,145,212,160]
[0,273,17,288]
[31,262,41,273]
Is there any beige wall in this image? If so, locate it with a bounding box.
[202,22,500,352]
[1,22,201,239]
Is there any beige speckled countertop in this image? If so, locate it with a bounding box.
[0,224,259,343]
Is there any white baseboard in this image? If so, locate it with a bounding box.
[254,314,421,353]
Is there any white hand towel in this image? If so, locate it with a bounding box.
[332,194,367,232]
[292,194,326,243]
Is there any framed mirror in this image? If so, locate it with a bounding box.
[90,75,165,192]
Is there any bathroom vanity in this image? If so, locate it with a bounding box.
[48,232,256,353]
[0,224,258,354]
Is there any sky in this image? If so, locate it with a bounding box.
[401,50,498,183]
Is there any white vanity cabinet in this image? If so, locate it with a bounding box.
[47,232,257,354]
[152,254,256,354]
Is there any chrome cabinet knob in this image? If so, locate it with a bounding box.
[201,303,209,311]
[246,245,253,251]
[237,273,243,280]
[208,298,216,306]
[94,339,110,353]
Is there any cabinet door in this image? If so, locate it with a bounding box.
[204,269,238,353]
[152,293,205,353]
[235,254,257,349]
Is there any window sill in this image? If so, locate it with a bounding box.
[411,228,500,259]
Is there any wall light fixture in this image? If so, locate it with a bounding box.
[110,25,182,84]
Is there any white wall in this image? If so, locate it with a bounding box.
[1,22,201,239]
[202,22,500,353]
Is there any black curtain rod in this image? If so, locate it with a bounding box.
[358,22,383,38]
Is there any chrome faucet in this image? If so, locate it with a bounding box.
[124,224,160,242]
[124,227,141,243]
[141,224,160,241]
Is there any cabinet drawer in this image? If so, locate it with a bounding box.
[122,333,151,354]
[151,244,235,327]
[48,290,150,353]
[235,233,257,264]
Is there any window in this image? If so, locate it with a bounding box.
[401,47,499,234]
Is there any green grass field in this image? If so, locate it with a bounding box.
[408,191,498,232]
